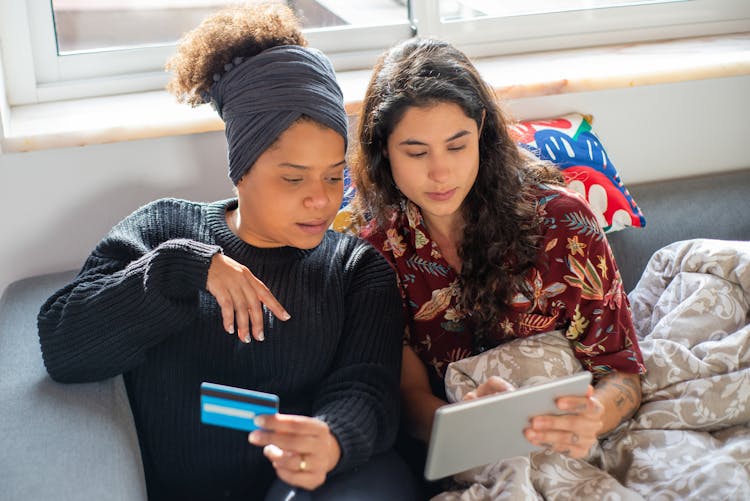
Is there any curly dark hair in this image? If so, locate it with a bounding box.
[351,38,564,337]
[166,2,306,106]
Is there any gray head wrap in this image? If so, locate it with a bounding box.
[206,45,348,185]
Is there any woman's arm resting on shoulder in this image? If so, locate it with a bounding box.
[38,236,221,382]
[38,211,290,381]
[206,253,290,344]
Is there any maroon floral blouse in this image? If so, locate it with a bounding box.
[362,185,645,398]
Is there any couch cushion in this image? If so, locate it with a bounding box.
[607,169,750,292]
[0,271,147,501]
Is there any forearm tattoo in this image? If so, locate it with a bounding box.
[597,373,641,424]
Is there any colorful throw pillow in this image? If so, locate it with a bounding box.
[509,113,646,233]
[333,167,361,233]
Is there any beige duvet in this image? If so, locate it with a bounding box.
[435,239,750,501]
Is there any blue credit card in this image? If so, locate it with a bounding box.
[200,382,279,432]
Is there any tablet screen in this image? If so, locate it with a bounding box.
[424,371,592,480]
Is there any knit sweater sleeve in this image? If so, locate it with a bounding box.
[312,242,404,476]
[37,200,221,383]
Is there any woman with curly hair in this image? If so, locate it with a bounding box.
[349,37,646,487]
[37,4,415,500]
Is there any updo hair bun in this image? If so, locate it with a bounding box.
[166,3,306,106]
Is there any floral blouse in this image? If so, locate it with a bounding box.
[362,185,646,398]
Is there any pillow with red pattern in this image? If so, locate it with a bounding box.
[508,113,646,233]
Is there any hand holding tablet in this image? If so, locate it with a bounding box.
[424,371,593,480]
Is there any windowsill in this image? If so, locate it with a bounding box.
[3,32,749,153]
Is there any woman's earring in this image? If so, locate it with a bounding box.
[399,196,407,212]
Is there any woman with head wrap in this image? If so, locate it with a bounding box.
[37,4,414,500]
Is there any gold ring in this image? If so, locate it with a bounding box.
[299,456,308,472]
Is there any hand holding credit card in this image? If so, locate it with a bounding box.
[200,382,279,432]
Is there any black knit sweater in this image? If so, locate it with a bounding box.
[37,198,403,500]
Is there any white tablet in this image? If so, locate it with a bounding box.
[424,371,592,480]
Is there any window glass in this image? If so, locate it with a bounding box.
[3,0,746,106]
[427,0,747,61]
[439,0,683,20]
[51,0,407,54]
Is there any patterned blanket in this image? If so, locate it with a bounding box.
[436,239,750,500]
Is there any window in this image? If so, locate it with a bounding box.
[418,0,750,58]
[1,0,748,106]
[439,0,676,20]
[1,0,412,105]
[50,0,409,53]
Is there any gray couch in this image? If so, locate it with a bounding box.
[0,270,147,500]
[1,168,748,500]
[607,169,750,292]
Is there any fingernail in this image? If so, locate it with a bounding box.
[257,331,264,341]
[248,432,259,444]
[281,311,291,321]
[228,325,234,334]
[243,335,251,343]
[254,416,266,427]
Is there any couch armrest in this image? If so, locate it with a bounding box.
[0,271,147,501]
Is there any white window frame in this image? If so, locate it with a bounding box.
[414,0,750,58]
[1,0,748,106]
[0,0,414,105]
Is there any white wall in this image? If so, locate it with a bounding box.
[1,75,748,296]
[0,131,232,295]
[505,76,750,184]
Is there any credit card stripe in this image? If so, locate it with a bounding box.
[200,388,277,407]
[203,403,256,420]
